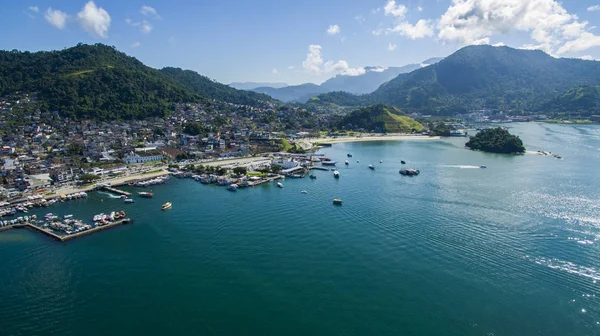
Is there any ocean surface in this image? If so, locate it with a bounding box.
[1,122,600,335]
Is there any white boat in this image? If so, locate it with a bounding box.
[124,198,135,203]
[345,160,349,165]
[301,190,308,194]
[227,184,239,191]
[369,164,375,170]
[380,160,383,163]
[64,214,73,219]
[277,182,284,188]
[333,170,340,178]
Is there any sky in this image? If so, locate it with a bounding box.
[1,0,600,85]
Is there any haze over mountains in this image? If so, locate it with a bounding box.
[250,57,443,103]
[229,82,288,90]
[313,45,600,116]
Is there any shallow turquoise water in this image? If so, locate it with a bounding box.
[1,123,600,335]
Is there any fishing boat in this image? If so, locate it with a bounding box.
[369,164,375,170]
[400,168,420,176]
[227,184,239,191]
[401,160,406,164]
[333,170,340,178]
[333,198,343,205]
[138,192,153,198]
[161,202,172,211]
[344,160,349,165]
[124,198,135,203]
[309,174,317,179]
[277,182,284,188]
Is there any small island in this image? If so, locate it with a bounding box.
[465,127,526,154]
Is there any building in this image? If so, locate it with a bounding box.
[124,151,163,164]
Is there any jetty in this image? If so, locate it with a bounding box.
[0,219,132,242]
[247,175,284,187]
[100,185,131,197]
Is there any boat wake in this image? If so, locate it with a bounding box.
[97,191,122,199]
[525,255,600,281]
[443,165,482,169]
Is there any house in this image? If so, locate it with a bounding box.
[124,151,163,164]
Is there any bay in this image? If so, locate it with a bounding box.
[1,122,600,335]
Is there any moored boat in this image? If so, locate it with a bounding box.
[333,170,340,178]
[369,164,375,170]
[401,160,406,164]
[347,154,352,157]
[400,168,420,176]
[161,202,172,211]
[333,198,343,205]
[227,184,239,191]
[138,192,153,198]
[277,182,284,188]
[344,160,349,165]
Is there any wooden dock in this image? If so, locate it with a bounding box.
[0,219,132,242]
[101,186,131,197]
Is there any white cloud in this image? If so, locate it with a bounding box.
[77,1,111,38]
[288,65,295,70]
[492,42,506,47]
[370,67,387,72]
[384,0,407,18]
[131,42,141,48]
[387,19,434,39]
[578,55,595,60]
[327,24,341,36]
[272,68,279,75]
[437,0,600,55]
[29,6,39,13]
[387,42,397,51]
[45,8,68,29]
[140,20,152,34]
[140,5,160,18]
[417,6,423,12]
[301,44,363,76]
[588,5,600,12]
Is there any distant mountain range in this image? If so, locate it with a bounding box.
[229,82,288,90]
[0,44,277,120]
[251,58,443,103]
[312,45,600,115]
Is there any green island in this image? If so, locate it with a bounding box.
[465,127,526,154]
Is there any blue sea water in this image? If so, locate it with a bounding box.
[1,122,600,335]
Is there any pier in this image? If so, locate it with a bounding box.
[247,175,284,187]
[101,185,131,197]
[0,219,132,242]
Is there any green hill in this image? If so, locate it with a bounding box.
[0,43,274,120]
[542,85,600,115]
[314,45,600,115]
[335,105,423,133]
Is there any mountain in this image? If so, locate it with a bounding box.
[159,68,274,107]
[252,83,329,103]
[335,105,424,133]
[315,45,600,115]
[0,43,275,120]
[229,82,288,90]
[542,85,600,115]
[251,58,442,103]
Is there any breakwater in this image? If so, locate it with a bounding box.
[1,219,132,242]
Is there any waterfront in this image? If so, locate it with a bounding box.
[1,122,600,335]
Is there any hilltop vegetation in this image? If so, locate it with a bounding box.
[0,43,275,120]
[313,45,600,115]
[465,128,525,154]
[335,105,423,133]
[542,85,600,114]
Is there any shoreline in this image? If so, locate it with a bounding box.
[302,134,441,146]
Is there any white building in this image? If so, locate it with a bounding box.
[124,152,163,164]
[271,158,299,169]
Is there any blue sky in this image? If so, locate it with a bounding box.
[2,0,600,85]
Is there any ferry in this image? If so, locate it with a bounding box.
[161,202,172,211]
[344,160,349,165]
[333,170,340,178]
[322,161,337,166]
[400,168,420,176]
[138,192,153,198]
[227,184,239,192]
[277,182,284,188]
[333,198,343,205]
[369,164,375,170]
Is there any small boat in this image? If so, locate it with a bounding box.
[333,170,340,178]
[120,195,127,199]
[380,160,383,163]
[401,160,406,164]
[345,160,349,165]
[322,161,337,166]
[400,168,420,176]
[277,182,284,188]
[333,198,343,205]
[369,164,375,170]
[161,202,172,211]
[124,198,135,203]
[301,190,308,194]
[309,174,317,179]
[357,160,360,163]
[347,154,352,157]
[479,165,487,169]
[138,192,153,198]
[64,214,73,219]
[227,184,239,191]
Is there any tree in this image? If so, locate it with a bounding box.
[216,167,228,176]
[66,142,84,156]
[233,166,247,175]
[80,173,100,182]
[183,122,205,136]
